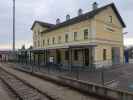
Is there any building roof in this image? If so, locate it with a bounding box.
[31,21,55,30]
[32,3,126,33]
[0,50,11,54]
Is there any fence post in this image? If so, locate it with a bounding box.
[76,66,79,80]
[101,66,105,86]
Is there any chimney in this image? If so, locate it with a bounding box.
[92,2,98,10]
[66,14,70,21]
[78,8,83,16]
[56,18,60,24]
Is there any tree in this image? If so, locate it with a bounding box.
[28,45,33,50]
[21,45,25,50]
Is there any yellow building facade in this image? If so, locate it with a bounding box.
[31,3,126,69]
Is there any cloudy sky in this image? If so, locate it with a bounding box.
[0,0,132,50]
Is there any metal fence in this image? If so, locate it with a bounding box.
[2,57,125,85]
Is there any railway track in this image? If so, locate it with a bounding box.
[0,67,54,100]
[0,63,119,100]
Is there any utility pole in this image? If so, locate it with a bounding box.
[13,0,15,52]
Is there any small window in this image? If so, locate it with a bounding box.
[47,38,50,45]
[52,37,55,44]
[74,32,78,41]
[65,51,69,60]
[84,29,88,40]
[109,16,112,23]
[103,49,107,60]
[65,34,68,43]
[74,50,78,61]
[58,36,61,44]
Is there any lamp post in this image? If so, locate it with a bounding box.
[12,0,16,62]
[13,0,15,52]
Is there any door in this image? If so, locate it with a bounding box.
[84,48,93,66]
[56,50,61,64]
[37,54,40,65]
[84,49,90,66]
[112,47,120,64]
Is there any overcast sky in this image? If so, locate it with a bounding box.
[0,0,132,50]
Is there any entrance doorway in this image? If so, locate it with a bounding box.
[56,50,61,64]
[84,48,92,66]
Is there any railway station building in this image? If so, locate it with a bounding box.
[30,2,126,69]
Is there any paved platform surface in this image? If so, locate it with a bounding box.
[0,63,100,100]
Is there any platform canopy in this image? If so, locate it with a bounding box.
[31,43,97,52]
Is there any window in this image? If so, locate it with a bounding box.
[109,16,112,23]
[84,29,88,40]
[103,49,107,60]
[58,36,61,44]
[38,30,40,34]
[65,51,69,60]
[65,34,68,43]
[34,42,36,48]
[43,40,45,46]
[47,38,50,45]
[52,37,55,44]
[36,30,39,37]
[74,50,78,61]
[74,32,78,41]
[38,40,40,47]
[34,31,37,40]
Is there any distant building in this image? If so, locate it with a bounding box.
[0,50,11,62]
[30,3,126,68]
[127,47,133,59]
[124,47,133,63]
